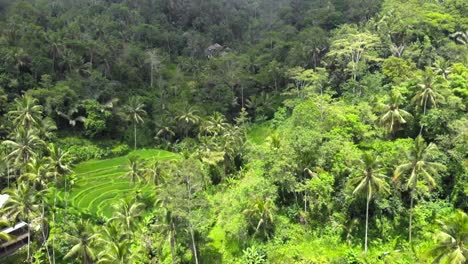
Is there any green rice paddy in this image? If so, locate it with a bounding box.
[69,149,178,217]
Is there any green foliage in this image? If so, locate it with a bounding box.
[0,0,466,263]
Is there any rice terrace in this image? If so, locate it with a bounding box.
[69,149,178,217]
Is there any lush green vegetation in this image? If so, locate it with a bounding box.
[0,0,466,263]
[70,149,178,217]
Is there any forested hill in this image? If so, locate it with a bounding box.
[0,0,389,137]
[0,0,467,263]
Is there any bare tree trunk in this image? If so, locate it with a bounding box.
[134,121,137,150]
[189,224,199,264]
[53,173,57,263]
[41,202,53,264]
[27,217,31,262]
[7,161,9,188]
[170,222,176,264]
[409,192,414,244]
[365,192,370,253]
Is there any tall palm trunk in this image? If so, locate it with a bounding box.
[170,221,176,264]
[53,173,58,263]
[134,121,137,150]
[7,161,9,188]
[189,224,199,264]
[409,191,414,244]
[365,189,370,253]
[27,215,31,262]
[41,201,53,264]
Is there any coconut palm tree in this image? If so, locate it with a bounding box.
[430,210,468,264]
[110,199,145,234]
[412,69,445,116]
[432,58,452,80]
[146,49,162,88]
[124,156,144,185]
[451,30,468,45]
[380,89,412,136]
[8,95,43,129]
[199,112,229,136]
[56,106,86,128]
[349,152,389,253]
[97,222,131,264]
[37,117,58,140]
[144,160,166,186]
[21,157,52,191]
[2,127,44,166]
[1,182,40,261]
[97,239,131,264]
[176,105,200,138]
[63,219,98,264]
[394,136,446,243]
[243,197,277,239]
[48,143,71,262]
[124,97,146,150]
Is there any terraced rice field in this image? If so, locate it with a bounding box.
[69,149,178,217]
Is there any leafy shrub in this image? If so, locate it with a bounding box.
[111,144,130,156]
[58,137,130,163]
[241,245,266,264]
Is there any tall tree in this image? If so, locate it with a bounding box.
[349,152,389,253]
[124,156,144,185]
[63,219,98,264]
[110,199,145,234]
[2,127,44,165]
[146,49,162,88]
[8,95,43,129]
[430,210,468,264]
[176,105,200,138]
[394,136,446,243]
[412,68,445,116]
[379,88,412,136]
[124,97,146,150]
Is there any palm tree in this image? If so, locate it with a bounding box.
[124,97,146,150]
[63,219,98,264]
[199,112,229,136]
[1,182,40,261]
[2,127,44,166]
[124,156,143,185]
[97,240,131,264]
[8,95,43,129]
[97,222,131,264]
[432,58,452,80]
[451,30,468,45]
[349,152,389,253]
[146,49,162,88]
[56,106,86,128]
[37,117,58,140]
[412,69,445,116]
[144,160,166,186]
[243,197,277,239]
[0,150,13,188]
[152,205,177,264]
[176,105,200,138]
[21,157,52,191]
[110,199,145,234]
[394,136,446,243]
[380,89,412,136]
[430,210,468,264]
[48,143,71,262]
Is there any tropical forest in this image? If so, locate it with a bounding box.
[0,0,466,263]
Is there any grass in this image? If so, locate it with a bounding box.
[68,149,178,218]
[247,121,274,145]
